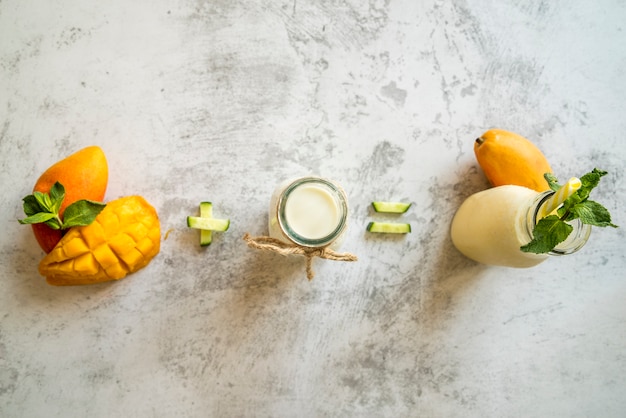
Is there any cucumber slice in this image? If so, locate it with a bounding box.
[187,216,230,232]
[200,202,213,246]
[367,222,411,234]
[187,202,229,246]
[371,201,412,213]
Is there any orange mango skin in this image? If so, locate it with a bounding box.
[32,146,109,253]
[474,129,552,192]
[39,196,160,286]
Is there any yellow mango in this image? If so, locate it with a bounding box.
[474,129,553,192]
[61,237,90,258]
[39,195,160,286]
[74,253,98,274]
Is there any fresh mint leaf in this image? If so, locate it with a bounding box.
[544,173,561,192]
[19,191,63,229]
[44,217,63,230]
[18,182,105,231]
[570,200,618,228]
[18,212,57,226]
[61,200,106,228]
[521,216,573,254]
[522,168,618,254]
[49,182,65,214]
[22,195,43,217]
[33,191,53,212]
[578,169,606,200]
[558,193,583,218]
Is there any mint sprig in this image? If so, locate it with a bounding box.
[521,168,618,254]
[18,181,106,229]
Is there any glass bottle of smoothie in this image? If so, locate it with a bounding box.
[450,185,591,267]
[269,176,349,250]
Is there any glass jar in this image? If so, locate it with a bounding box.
[525,189,592,256]
[268,176,349,250]
[450,185,591,267]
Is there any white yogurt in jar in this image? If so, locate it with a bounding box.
[283,183,341,240]
[269,177,348,249]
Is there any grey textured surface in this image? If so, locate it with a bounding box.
[1,0,625,417]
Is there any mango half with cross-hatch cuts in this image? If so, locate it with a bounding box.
[39,195,161,286]
[474,129,553,192]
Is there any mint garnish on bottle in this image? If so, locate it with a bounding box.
[521,168,618,254]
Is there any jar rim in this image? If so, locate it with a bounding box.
[277,177,348,248]
[528,190,592,256]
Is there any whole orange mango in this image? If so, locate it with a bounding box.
[474,129,552,192]
[31,146,108,253]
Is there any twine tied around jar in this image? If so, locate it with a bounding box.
[243,233,358,280]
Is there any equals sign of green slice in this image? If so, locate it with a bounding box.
[371,201,412,213]
[366,222,411,234]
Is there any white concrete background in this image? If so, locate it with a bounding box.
[1,0,625,416]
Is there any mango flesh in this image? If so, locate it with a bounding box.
[474,129,552,192]
[39,195,160,286]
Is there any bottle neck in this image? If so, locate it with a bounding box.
[525,190,592,256]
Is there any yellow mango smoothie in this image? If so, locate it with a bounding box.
[451,185,591,267]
